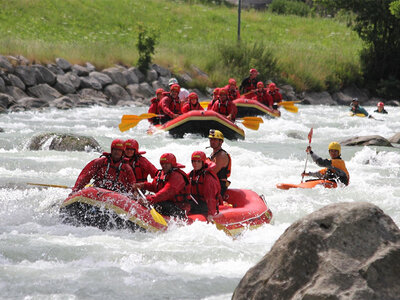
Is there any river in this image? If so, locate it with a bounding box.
[1,104,399,299]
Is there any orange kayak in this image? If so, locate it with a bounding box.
[276,179,337,190]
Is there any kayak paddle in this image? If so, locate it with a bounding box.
[301,127,313,183]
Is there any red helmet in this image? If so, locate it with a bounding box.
[188,92,198,101]
[160,153,185,168]
[377,102,384,107]
[111,139,125,151]
[228,78,237,86]
[257,81,264,88]
[124,139,146,154]
[250,68,258,74]
[191,151,206,163]
[170,84,180,92]
[213,88,220,95]
[156,88,164,95]
[268,82,276,89]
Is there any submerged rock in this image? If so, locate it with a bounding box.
[340,135,393,147]
[28,133,102,152]
[233,202,400,300]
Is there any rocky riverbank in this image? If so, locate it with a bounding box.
[0,55,398,113]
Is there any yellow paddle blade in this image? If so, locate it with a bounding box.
[240,116,264,123]
[282,105,298,113]
[27,182,70,189]
[118,120,140,132]
[150,206,168,227]
[122,113,158,121]
[278,101,301,106]
[200,101,209,109]
[241,120,260,130]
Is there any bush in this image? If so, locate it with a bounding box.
[376,76,400,99]
[136,24,159,73]
[269,0,311,17]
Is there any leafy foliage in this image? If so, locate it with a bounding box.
[314,0,400,97]
[269,0,311,17]
[136,24,159,73]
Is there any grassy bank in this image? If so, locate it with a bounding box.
[0,0,363,91]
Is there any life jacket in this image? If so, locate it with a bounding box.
[155,168,190,202]
[162,92,181,115]
[268,88,282,102]
[210,149,231,179]
[208,96,219,110]
[189,164,221,210]
[320,157,350,185]
[216,100,230,116]
[149,97,161,114]
[243,77,257,92]
[227,88,239,101]
[95,153,128,193]
[128,155,146,183]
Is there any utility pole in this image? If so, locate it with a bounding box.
[238,0,241,42]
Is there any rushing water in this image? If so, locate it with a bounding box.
[1,104,399,300]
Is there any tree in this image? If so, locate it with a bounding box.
[314,0,400,97]
[136,24,159,74]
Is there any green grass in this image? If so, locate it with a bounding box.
[0,0,363,91]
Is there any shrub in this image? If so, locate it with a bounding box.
[269,0,311,17]
[136,24,159,73]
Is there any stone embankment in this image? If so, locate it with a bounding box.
[0,54,399,114]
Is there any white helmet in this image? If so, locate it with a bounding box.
[168,78,178,86]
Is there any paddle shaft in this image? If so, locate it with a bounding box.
[301,128,313,183]
[27,182,71,189]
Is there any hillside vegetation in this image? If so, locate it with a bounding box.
[0,0,363,92]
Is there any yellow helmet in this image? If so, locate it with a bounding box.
[208,129,224,141]
[328,142,341,154]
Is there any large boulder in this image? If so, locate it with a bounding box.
[55,58,72,72]
[28,133,102,152]
[54,74,76,94]
[0,93,16,109]
[32,64,57,85]
[303,91,337,105]
[0,55,13,72]
[14,66,37,87]
[233,202,400,300]
[7,73,25,90]
[27,84,62,101]
[89,71,112,87]
[102,67,128,87]
[341,135,393,147]
[104,84,131,105]
[388,133,400,144]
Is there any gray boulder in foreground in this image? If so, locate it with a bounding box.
[340,135,393,147]
[28,133,102,152]
[388,133,400,144]
[232,202,400,300]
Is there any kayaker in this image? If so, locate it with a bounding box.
[169,78,189,103]
[148,88,164,125]
[207,88,220,110]
[302,142,349,186]
[252,81,273,108]
[208,129,232,197]
[181,92,204,113]
[225,78,241,101]
[267,82,282,109]
[209,88,237,121]
[135,153,190,219]
[239,68,259,98]
[374,102,388,114]
[124,139,158,183]
[188,151,221,222]
[71,139,136,194]
[160,84,183,122]
[350,98,369,117]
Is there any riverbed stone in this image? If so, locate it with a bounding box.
[152,63,171,77]
[55,58,72,71]
[32,64,57,85]
[342,85,370,104]
[232,202,400,300]
[103,67,128,87]
[0,77,5,93]
[388,133,400,144]
[146,69,158,82]
[332,91,353,106]
[89,71,112,87]
[51,96,76,110]
[303,91,336,105]
[130,67,145,83]
[46,63,65,75]
[79,76,102,90]
[104,84,131,104]
[8,73,26,91]
[16,97,49,109]
[0,55,13,72]
[54,74,76,94]
[123,69,139,85]
[340,135,393,147]
[27,84,62,101]
[72,64,90,76]
[0,93,15,109]
[78,88,108,101]
[66,72,81,89]
[5,86,28,100]
[28,133,102,152]
[14,66,37,87]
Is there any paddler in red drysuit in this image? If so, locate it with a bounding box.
[124,139,157,183]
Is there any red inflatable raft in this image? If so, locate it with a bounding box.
[60,187,273,236]
[147,110,245,140]
[233,97,281,119]
[276,179,337,190]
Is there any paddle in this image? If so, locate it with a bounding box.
[119,113,158,132]
[237,116,264,130]
[27,182,71,189]
[137,189,168,227]
[301,127,313,183]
